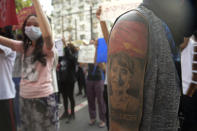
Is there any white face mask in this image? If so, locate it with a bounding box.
[25,26,42,41]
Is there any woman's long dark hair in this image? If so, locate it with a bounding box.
[22,14,47,66]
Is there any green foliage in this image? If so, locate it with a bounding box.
[15,0,32,13]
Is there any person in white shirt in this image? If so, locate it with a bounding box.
[181,37,195,95]
[181,31,197,131]
[0,26,16,131]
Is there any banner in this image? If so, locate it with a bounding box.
[13,6,36,30]
[78,45,96,63]
[0,0,18,28]
[100,0,142,23]
[55,39,64,57]
[96,38,108,63]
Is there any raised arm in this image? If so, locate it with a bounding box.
[96,7,109,44]
[108,11,148,131]
[62,36,67,47]
[32,0,53,50]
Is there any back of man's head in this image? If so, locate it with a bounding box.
[142,0,197,45]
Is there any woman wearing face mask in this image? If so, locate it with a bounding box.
[0,0,59,131]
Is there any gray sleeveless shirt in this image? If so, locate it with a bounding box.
[135,5,181,131]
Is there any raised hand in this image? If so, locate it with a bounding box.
[96,6,102,21]
[62,36,67,47]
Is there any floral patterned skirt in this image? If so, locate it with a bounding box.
[20,94,59,131]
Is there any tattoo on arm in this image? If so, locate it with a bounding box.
[107,12,148,131]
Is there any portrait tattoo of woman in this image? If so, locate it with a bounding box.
[108,52,145,126]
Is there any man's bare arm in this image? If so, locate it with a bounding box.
[108,11,148,131]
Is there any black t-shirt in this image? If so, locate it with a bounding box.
[87,64,102,81]
[58,47,77,83]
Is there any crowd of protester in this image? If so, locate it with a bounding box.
[0,1,108,131]
[0,0,197,131]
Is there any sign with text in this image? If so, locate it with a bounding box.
[55,39,64,57]
[0,0,18,28]
[78,45,96,63]
[100,0,142,23]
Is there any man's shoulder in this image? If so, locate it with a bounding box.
[114,10,148,27]
[109,9,149,58]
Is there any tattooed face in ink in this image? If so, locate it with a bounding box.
[111,59,131,91]
[109,52,142,113]
[110,58,131,108]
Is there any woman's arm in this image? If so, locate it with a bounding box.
[32,0,53,50]
[96,6,109,44]
[0,36,23,53]
[100,21,109,44]
[62,36,67,47]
